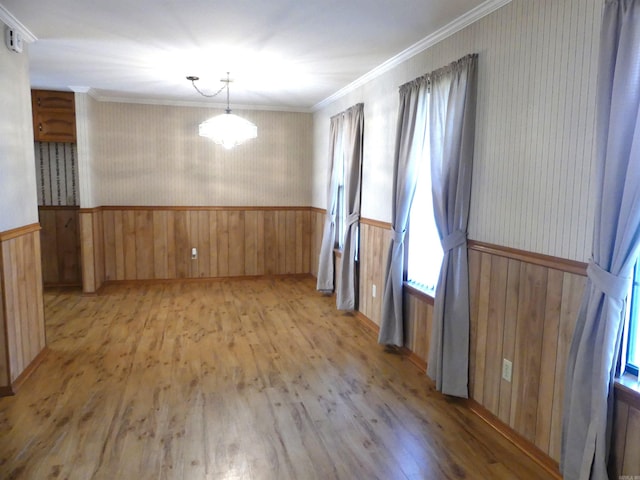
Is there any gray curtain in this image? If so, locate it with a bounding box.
[317,115,343,292]
[336,103,365,310]
[426,54,478,398]
[378,75,430,346]
[561,2,640,479]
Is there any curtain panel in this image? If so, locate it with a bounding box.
[427,54,478,398]
[317,103,365,311]
[316,115,342,292]
[378,75,430,346]
[378,55,478,388]
[561,1,640,479]
[336,103,365,310]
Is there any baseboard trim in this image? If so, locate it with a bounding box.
[0,386,13,397]
[44,282,82,289]
[464,399,562,479]
[5,347,49,396]
[354,311,379,338]
[352,308,560,479]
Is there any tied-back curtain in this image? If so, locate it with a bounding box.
[426,54,478,398]
[317,115,343,292]
[561,2,640,479]
[336,103,364,310]
[378,76,430,346]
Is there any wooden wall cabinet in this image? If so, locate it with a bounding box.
[31,89,76,143]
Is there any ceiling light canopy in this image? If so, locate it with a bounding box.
[187,73,257,149]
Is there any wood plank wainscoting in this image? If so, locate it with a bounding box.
[38,206,81,287]
[309,207,325,278]
[79,207,312,294]
[309,208,640,477]
[0,224,47,396]
[79,208,105,294]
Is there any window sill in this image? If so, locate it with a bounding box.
[404,281,435,306]
[614,373,640,409]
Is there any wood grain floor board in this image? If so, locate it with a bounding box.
[0,277,553,479]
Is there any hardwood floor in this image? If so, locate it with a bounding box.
[0,277,552,479]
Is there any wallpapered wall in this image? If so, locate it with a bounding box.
[0,21,38,232]
[313,0,600,262]
[83,101,313,208]
[34,142,79,206]
[75,92,98,209]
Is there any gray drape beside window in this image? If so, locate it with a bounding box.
[561,2,640,479]
[378,76,430,346]
[317,104,364,307]
[336,103,364,310]
[317,116,342,292]
[426,54,478,398]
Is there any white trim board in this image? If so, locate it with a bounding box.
[0,3,37,43]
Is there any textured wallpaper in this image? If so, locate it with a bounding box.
[34,142,79,206]
[0,24,39,232]
[313,0,600,262]
[75,92,98,208]
[88,102,313,207]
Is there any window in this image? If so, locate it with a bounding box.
[331,124,347,250]
[336,157,346,249]
[336,160,359,259]
[622,260,640,377]
[406,105,443,294]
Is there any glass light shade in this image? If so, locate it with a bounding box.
[198,112,257,149]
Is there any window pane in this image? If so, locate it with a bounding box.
[630,325,639,369]
[335,144,345,249]
[407,159,443,293]
[627,262,640,373]
[336,184,345,248]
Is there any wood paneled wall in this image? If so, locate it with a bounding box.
[404,289,433,369]
[79,207,312,291]
[309,208,324,278]
[0,224,46,393]
[467,246,586,461]
[79,209,105,294]
[358,220,391,328]
[350,219,640,473]
[611,392,640,477]
[38,207,81,286]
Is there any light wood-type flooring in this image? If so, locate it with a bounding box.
[0,277,552,479]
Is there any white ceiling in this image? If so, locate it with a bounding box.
[2,0,496,111]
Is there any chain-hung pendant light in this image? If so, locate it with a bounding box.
[187,72,257,149]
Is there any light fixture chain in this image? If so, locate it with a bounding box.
[188,71,257,149]
[189,79,227,98]
[226,72,231,113]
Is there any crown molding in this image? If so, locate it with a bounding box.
[312,0,512,112]
[0,4,37,43]
[69,86,92,94]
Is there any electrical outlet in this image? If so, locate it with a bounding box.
[191,247,197,260]
[372,284,377,298]
[502,359,513,382]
